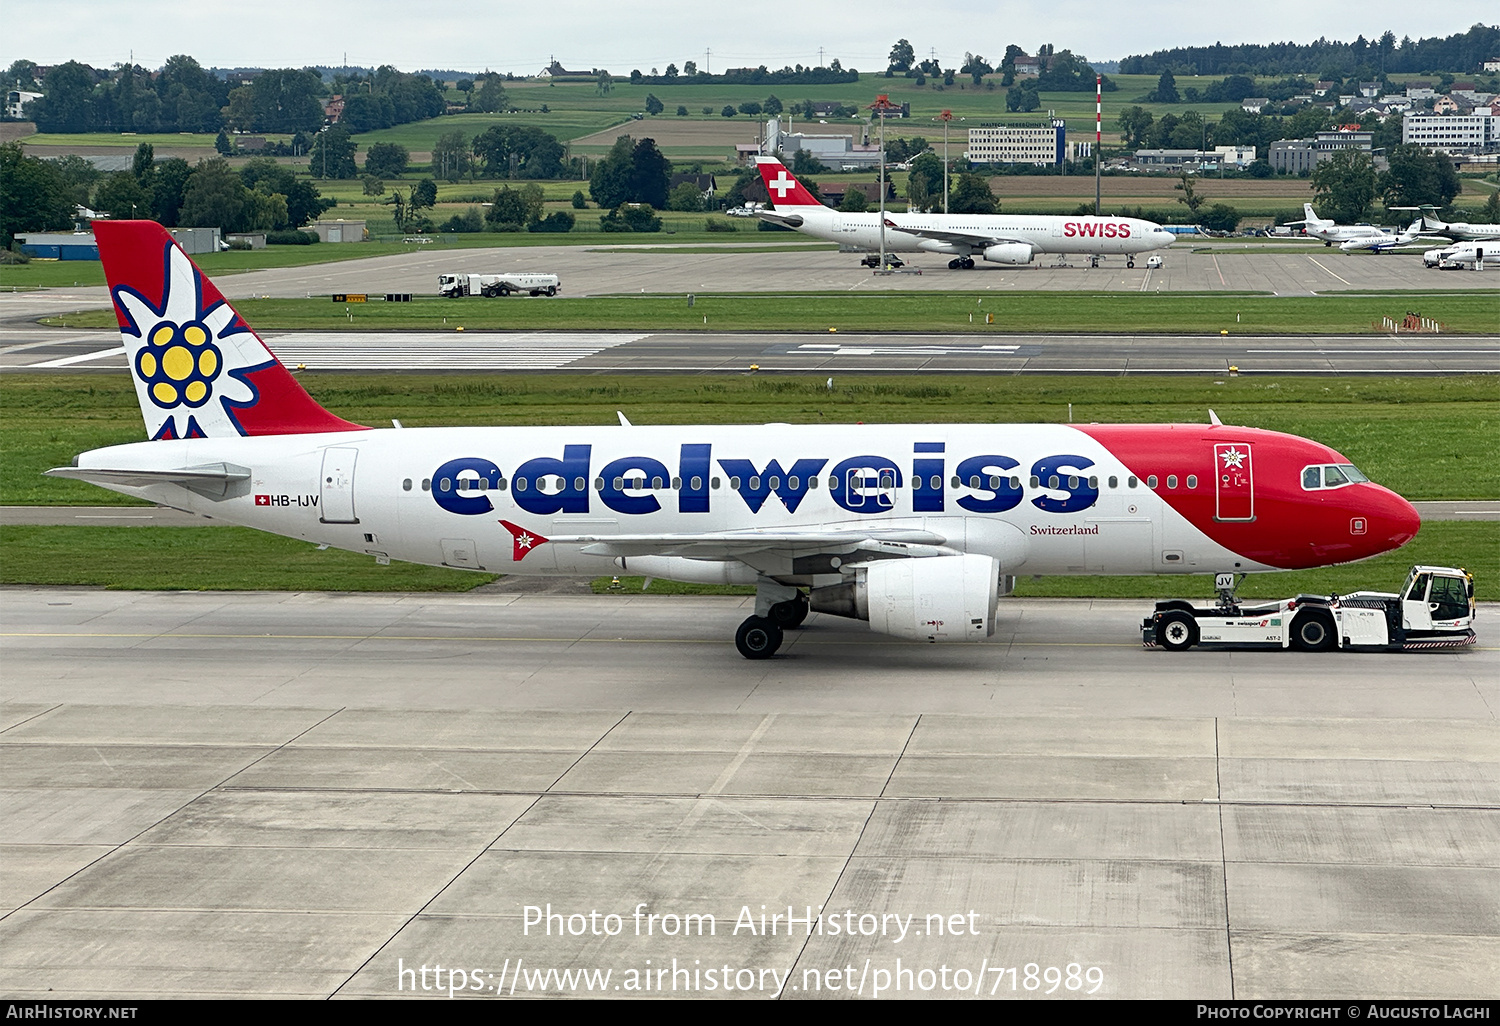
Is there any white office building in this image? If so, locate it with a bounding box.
[964,121,1067,166]
[1402,112,1498,154]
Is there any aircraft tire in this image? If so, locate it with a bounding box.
[961,257,974,269]
[1127,257,1135,268]
[1156,611,1198,652]
[948,259,960,269]
[1291,610,1336,652]
[736,616,783,659]
[768,594,809,629]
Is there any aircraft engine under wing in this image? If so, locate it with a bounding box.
[880,216,1033,254]
[754,210,805,229]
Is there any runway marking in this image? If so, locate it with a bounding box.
[790,343,1022,356]
[260,332,649,370]
[29,346,126,368]
[1211,256,1226,286]
[1308,257,1353,286]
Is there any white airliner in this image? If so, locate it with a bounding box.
[1392,205,1500,243]
[1421,239,1489,270]
[52,221,1420,658]
[1284,203,1392,247]
[753,157,1175,269]
[1338,219,1426,253]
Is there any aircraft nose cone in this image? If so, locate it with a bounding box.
[1369,487,1421,553]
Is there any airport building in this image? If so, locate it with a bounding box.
[1269,129,1379,173]
[964,121,1067,166]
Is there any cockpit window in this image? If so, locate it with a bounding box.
[1301,463,1370,490]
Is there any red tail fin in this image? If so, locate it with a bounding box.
[754,157,823,207]
[94,220,365,439]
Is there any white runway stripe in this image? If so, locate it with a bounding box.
[29,346,126,368]
[259,332,649,369]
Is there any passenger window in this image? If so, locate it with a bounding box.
[1109,476,1118,488]
[808,476,819,489]
[594,478,604,491]
[421,478,431,492]
[1167,475,1177,489]
[1303,466,1321,489]
[498,478,507,490]
[515,478,527,492]
[1089,476,1098,488]
[1030,475,1040,488]
[577,477,588,491]
[729,477,741,489]
[1068,475,1079,489]
[1186,475,1197,489]
[952,476,962,488]
[712,477,721,489]
[402,479,412,491]
[1048,475,1060,489]
[691,476,702,490]
[652,476,664,490]
[1147,475,1158,489]
[440,478,452,492]
[788,476,798,490]
[1128,476,1138,488]
[672,477,682,490]
[1323,465,1348,487]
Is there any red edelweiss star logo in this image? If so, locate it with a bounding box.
[499,520,549,561]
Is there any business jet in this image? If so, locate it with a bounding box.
[1338,219,1426,254]
[1391,205,1500,243]
[1284,203,1391,247]
[51,221,1420,658]
[753,157,1175,269]
[1421,239,1489,270]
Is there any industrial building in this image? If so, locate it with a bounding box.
[1402,110,1498,154]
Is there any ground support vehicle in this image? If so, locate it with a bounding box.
[438,273,561,298]
[1142,567,1476,652]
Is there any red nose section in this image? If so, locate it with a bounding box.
[1369,486,1422,554]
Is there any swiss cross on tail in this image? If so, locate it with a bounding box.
[499,520,549,561]
[754,157,822,207]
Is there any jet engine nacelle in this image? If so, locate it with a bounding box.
[808,554,1001,642]
[982,243,1034,265]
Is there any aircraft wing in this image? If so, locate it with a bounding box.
[46,463,251,499]
[880,217,1027,249]
[546,525,954,560]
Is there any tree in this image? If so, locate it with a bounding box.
[361,175,384,196]
[627,138,672,209]
[764,95,783,116]
[888,39,915,73]
[149,157,193,225]
[905,151,944,211]
[599,204,662,232]
[1310,149,1377,224]
[412,177,438,210]
[364,142,409,179]
[131,142,155,182]
[179,157,250,231]
[1174,173,1206,217]
[1116,106,1154,148]
[596,71,613,96]
[485,186,528,230]
[962,53,993,85]
[949,173,997,214]
[589,136,635,208]
[722,105,737,117]
[683,61,697,76]
[215,130,233,156]
[94,171,150,219]
[475,74,509,113]
[571,190,587,209]
[1200,203,1242,233]
[791,149,827,175]
[1378,144,1460,210]
[0,143,74,246]
[432,131,471,182]
[310,127,357,179]
[838,185,869,212]
[1006,83,1040,112]
[1154,69,1179,103]
[737,101,762,116]
[664,64,678,80]
[644,93,664,116]
[676,105,689,117]
[668,181,704,211]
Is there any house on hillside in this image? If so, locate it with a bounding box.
[669,173,717,203]
[1240,97,1270,113]
[540,61,593,77]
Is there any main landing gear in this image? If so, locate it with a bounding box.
[947,257,975,269]
[1127,256,1135,268]
[734,587,810,659]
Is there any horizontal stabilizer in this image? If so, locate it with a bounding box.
[46,462,251,500]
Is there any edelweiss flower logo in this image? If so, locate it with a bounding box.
[114,243,258,438]
[1220,447,1247,470]
[136,319,222,408]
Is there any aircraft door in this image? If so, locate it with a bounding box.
[319,446,359,524]
[1402,572,1432,630]
[1213,443,1254,521]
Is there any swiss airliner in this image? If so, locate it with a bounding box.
[753,157,1175,269]
[51,221,1420,658]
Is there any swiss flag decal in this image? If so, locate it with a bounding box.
[255,494,271,506]
[499,520,549,561]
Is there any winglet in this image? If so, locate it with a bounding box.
[1208,409,1223,426]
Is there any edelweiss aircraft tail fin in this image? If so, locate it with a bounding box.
[754,156,824,209]
[94,220,365,440]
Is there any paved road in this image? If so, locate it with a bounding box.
[1,589,1494,999]
[5,329,1497,375]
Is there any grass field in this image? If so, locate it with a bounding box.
[34,290,1500,336]
[4,373,1495,508]
[1,520,1492,600]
